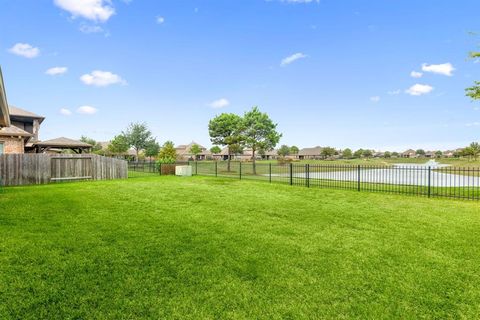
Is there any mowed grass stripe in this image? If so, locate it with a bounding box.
[1,176,480,319]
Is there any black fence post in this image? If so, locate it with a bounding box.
[215,161,218,177]
[306,164,310,188]
[290,163,293,186]
[159,163,162,176]
[269,163,272,183]
[357,165,361,191]
[428,166,431,198]
[239,162,242,180]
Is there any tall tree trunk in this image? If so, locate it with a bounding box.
[227,146,231,172]
[252,148,256,175]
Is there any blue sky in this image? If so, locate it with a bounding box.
[0,0,479,151]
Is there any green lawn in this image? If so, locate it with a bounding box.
[1,176,480,319]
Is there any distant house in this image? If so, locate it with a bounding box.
[443,150,454,158]
[424,151,436,158]
[261,149,278,160]
[298,147,323,160]
[0,66,91,155]
[176,142,212,160]
[401,149,416,158]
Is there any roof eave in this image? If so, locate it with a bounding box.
[0,67,11,127]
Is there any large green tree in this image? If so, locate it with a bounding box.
[242,106,282,174]
[122,122,153,160]
[321,147,336,159]
[277,145,290,157]
[466,49,480,99]
[342,148,353,159]
[363,149,373,159]
[290,146,299,155]
[416,149,426,157]
[190,144,202,160]
[468,142,480,160]
[144,139,160,160]
[353,149,364,158]
[158,141,177,163]
[80,136,102,153]
[108,134,130,155]
[208,113,243,171]
[210,146,221,154]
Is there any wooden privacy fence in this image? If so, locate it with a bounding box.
[0,154,128,186]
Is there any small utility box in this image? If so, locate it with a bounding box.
[175,165,192,177]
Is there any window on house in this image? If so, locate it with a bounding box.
[0,142,4,154]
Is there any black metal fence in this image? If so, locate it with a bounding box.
[128,161,480,200]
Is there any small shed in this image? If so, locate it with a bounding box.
[34,137,92,154]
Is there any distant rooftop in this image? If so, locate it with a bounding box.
[34,137,92,148]
[9,105,45,123]
[0,125,32,137]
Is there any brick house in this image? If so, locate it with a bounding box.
[176,142,212,160]
[0,66,91,154]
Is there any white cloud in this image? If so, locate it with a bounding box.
[156,16,165,24]
[405,84,434,96]
[79,24,104,33]
[281,52,308,66]
[209,98,230,109]
[54,0,115,22]
[77,106,98,115]
[466,122,480,127]
[421,63,455,76]
[46,67,68,76]
[370,96,380,102]
[80,70,126,87]
[8,43,40,58]
[60,108,72,115]
[387,89,401,95]
[278,0,320,3]
[410,71,423,78]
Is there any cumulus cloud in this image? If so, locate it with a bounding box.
[77,106,98,114]
[466,122,480,127]
[370,96,380,102]
[46,67,68,76]
[79,24,104,33]
[405,84,434,96]
[8,43,39,58]
[80,70,126,87]
[208,98,230,109]
[387,89,401,95]
[277,0,320,2]
[281,52,308,66]
[421,63,455,76]
[54,0,115,22]
[60,108,72,115]
[410,71,423,78]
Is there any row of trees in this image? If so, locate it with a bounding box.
[209,106,282,173]
[80,123,165,161]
